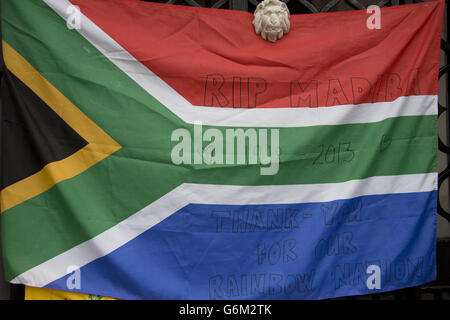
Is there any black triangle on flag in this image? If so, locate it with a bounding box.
[1,68,88,189]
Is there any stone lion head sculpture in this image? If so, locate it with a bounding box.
[253,0,290,43]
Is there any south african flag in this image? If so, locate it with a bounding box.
[1,0,444,299]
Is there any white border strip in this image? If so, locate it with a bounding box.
[44,0,437,128]
[12,173,437,287]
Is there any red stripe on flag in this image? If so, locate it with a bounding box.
[70,0,444,108]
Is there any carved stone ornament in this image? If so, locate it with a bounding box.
[253,0,290,43]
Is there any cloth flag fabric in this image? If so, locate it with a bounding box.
[24,286,116,300]
[0,0,444,299]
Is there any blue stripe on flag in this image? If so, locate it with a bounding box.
[46,190,437,299]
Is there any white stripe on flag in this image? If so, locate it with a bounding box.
[45,0,437,128]
[12,173,437,287]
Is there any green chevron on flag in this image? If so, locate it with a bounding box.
[0,0,444,299]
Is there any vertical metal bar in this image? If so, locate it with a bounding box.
[447,0,450,178]
[9,284,25,300]
[230,0,248,11]
[434,290,443,300]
